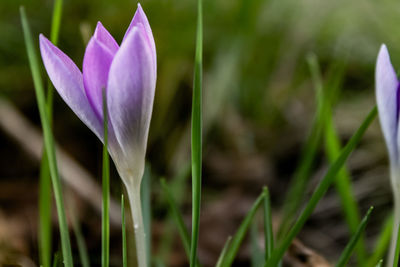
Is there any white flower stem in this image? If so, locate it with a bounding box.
[124,175,147,267]
[388,168,400,267]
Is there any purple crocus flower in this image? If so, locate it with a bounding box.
[39,4,155,267]
[376,44,400,266]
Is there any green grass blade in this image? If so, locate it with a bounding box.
[46,0,63,122]
[219,191,266,267]
[393,223,400,267]
[102,88,110,267]
[216,237,232,267]
[251,223,263,267]
[141,166,152,265]
[308,54,366,265]
[160,178,192,259]
[50,0,63,45]
[39,0,63,265]
[278,69,324,237]
[72,217,90,267]
[39,154,52,267]
[52,252,62,267]
[367,213,394,267]
[308,54,366,266]
[157,164,191,263]
[336,206,374,267]
[190,0,203,265]
[376,259,383,267]
[263,187,274,261]
[266,107,377,267]
[20,7,73,267]
[122,194,127,267]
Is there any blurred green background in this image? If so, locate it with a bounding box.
[0,0,399,266]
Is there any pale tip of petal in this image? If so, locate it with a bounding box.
[39,34,49,45]
[135,3,145,20]
[378,44,389,63]
[94,21,105,39]
[376,44,397,82]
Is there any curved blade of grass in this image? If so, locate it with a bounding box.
[20,7,73,267]
[219,190,266,267]
[308,54,366,265]
[278,77,324,238]
[393,223,400,267]
[251,223,263,267]
[216,237,232,267]
[367,213,393,267]
[122,194,127,267]
[39,153,52,267]
[141,166,152,265]
[266,106,377,267]
[336,206,373,267]
[39,0,63,265]
[102,88,110,267]
[71,216,90,267]
[160,178,191,258]
[190,0,203,265]
[157,164,191,263]
[376,259,383,267]
[263,187,274,261]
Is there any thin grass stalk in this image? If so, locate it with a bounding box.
[307,54,366,265]
[367,213,393,267]
[335,206,373,267]
[20,7,73,266]
[72,216,90,267]
[251,223,263,267]
[263,187,274,261]
[278,83,324,238]
[39,155,52,267]
[157,164,191,263]
[216,237,232,267]
[219,191,266,267]
[38,0,63,265]
[190,0,203,265]
[160,178,191,258]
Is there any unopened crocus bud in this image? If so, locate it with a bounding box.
[39,4,156,267]
[376,44,400,266]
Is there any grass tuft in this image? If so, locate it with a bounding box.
[20,6,73,267]
[266,107,377,266]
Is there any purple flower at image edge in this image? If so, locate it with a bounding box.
[375,44,400,267]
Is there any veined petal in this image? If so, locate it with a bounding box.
[83,35,116,120]
[39,34,103,141]
[123,3,156,71]
[107,25,156,169]
[376,44,399,163]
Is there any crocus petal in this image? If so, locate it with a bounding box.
[39,34,103,141]
[123,3,156,71]
[83,24,118,120]
[93,22,119,53]
[107,25,156,169]
[376,44,399,163]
